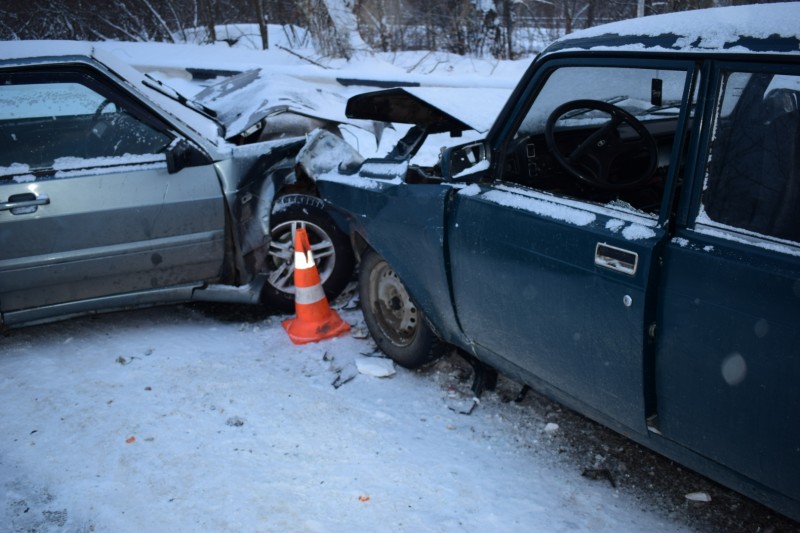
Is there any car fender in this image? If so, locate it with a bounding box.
[317,172,465,346]
[214,137,306,283]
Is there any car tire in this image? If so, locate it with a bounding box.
[359,249,446,369]
[263,194,354,312]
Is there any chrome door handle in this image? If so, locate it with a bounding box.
[595,242,638,276]
[1,192,50,214]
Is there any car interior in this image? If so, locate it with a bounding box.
[703,72,800,241]
[0,75,171,176]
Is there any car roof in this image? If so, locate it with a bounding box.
[544,2,800,56]
[0,40,225,148]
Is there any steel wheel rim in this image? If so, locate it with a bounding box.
[267,220,335,294]
[369,261,418,347]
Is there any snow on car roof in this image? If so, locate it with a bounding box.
[0,40,225,149]
[548,2,800,55]
[0,40,94,61]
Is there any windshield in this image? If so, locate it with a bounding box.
[517,66,688,137]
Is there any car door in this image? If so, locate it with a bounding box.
[0,67,225,323]
[447,59,697,433]
[655,63,800,506]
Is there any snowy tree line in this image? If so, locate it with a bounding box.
[1,0,789,58]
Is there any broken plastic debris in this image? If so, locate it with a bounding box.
[126,436,136,444]
[685,491,712,502]
[350,326,370,339]
[332,362,358,389]
[355,357,395,378]
[358,495,370,502]
[446,397,479,415]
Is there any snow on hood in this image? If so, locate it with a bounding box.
[553,2,800,54]
[193,68,377,140]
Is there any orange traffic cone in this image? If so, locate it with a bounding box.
[282,227,350,344]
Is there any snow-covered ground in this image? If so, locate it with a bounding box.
[0,300,689,532]
[1,300,793,532]
[1,31,797,532]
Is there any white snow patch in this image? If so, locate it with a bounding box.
[564,3,800,54]
[482,189,596,227]
[458,183,483,196]
[622,224,657,241]
[317,171,402,190]
[606,219,625,233]
[454,159,490,179]
[0,163,31,177]
[544,422,560,434]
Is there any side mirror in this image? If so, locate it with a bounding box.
[166,138,211,174]
[441,141,489,181]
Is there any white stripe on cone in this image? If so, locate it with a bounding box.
[295,284,326,305]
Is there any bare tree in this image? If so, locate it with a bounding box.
[253,0,269,49]
[297,0,369,58]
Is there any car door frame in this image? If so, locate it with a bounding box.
[443,54,701,436]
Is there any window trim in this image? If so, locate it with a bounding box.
[488,56,700,228]
[0,66,177,178]
[683,60,800,248]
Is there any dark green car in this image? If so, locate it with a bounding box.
[308,3,800,521]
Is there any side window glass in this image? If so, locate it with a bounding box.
[700,71,800,242]
[503,65,692,216]
[0,77,171,178]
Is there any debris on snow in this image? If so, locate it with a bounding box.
[582,468,617,488]
[446,396,480,415]
[349,326,370,339]
[332,361,358,388]
[355,357,395,378]
[685,492,712,503]
[226,417,246,427]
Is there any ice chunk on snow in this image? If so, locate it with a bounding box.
[544,422,560,434]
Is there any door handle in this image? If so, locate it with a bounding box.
[595,242,638,275]
[1,192,50,214]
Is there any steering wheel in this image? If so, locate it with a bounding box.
[544,99,658,190]
[85,99,119,157]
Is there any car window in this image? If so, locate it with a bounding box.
[700,70,800,243]
[501,64,694,216]
[0,74,172,178]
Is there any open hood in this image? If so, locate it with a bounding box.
[345,86,511,135]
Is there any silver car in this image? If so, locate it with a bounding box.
[0,41,357,328]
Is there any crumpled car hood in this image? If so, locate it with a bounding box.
[193,69,373,140]
[345,87,511,134]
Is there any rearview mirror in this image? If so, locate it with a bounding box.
[166,138,211,174]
